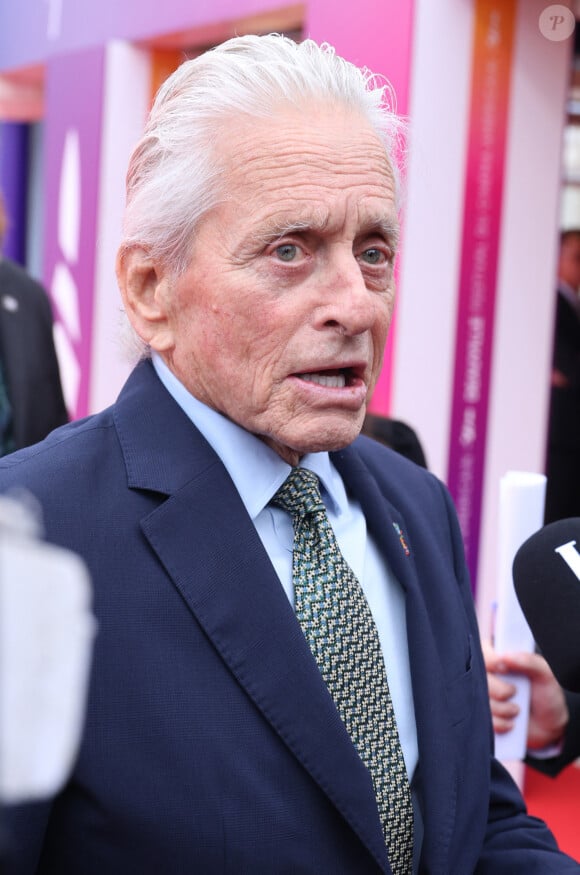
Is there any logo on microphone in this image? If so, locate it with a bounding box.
[554,540,580,581]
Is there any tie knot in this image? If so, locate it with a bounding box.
[271,467,325,519]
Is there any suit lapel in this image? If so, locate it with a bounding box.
[332,447,459,872]
[114,363,389,874]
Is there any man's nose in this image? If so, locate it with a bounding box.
[317,254,379,336]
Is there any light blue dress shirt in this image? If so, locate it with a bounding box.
[152,353,419,786]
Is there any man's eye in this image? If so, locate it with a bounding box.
[275,244,298,262]
[360,248,385,265]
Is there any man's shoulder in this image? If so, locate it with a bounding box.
[350,432,431,479]
[0,407,117,486]
[0,360,193,498]
[339,433,444,508]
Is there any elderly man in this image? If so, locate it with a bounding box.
[2,34,579,875]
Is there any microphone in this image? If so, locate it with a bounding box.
[513,518,580,693]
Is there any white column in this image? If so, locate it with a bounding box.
[89,41,152,414]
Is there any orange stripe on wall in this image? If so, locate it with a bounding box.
[149,50,184,105]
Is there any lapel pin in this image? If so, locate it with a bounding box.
[392,522,410,556]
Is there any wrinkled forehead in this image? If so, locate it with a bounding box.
[170,100,402,273]
[216,98,393,173]
[214,101,397,215]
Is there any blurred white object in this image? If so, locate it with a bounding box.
[493,471,546,763]
[0,494,95,803]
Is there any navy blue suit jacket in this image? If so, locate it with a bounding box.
[1,361,578,874]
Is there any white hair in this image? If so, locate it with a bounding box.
[120,33,405,277]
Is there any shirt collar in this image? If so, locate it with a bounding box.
[151,353,347,519]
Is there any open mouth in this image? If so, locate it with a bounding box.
[295,367,362,389]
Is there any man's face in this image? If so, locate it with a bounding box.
[559,234,580,290]
[157,103,398,465]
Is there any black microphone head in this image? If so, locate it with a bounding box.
[513,518,580,692]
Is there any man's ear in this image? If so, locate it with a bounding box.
[116,246,174,352]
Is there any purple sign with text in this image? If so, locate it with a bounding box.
[446,0,516,591]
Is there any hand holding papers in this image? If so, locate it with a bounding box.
[493,472,546,762]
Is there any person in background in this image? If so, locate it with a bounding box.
[485,643,580,776]
[0,192,68,454]
[485,232,580,778]
[544,229,580,523]
[362,412,427,467]
[1,34,579,874]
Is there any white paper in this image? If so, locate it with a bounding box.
[0,524,95,803]
[493,471,546,762]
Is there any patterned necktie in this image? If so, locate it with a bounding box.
[272,466,414,875]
